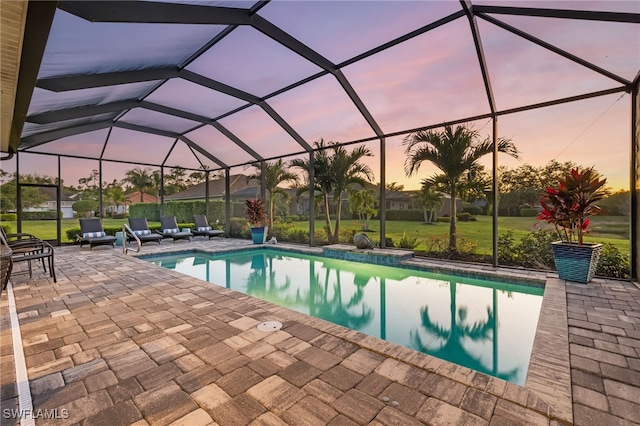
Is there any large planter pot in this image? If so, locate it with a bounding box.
[551,241,603,284]
[250,226,268,244]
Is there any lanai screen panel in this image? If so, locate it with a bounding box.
[144,79,248,119]
[118,109,201,134]
[342,18,490,135]
[491,14,640,82]
[37,10,224,78]
[259,1,462,64]
[27,82,160,116]
[191,149,223,171]
[186,26,323,98]
[165,140,208,170]
[268,75,377,144]
[26,129,109,158]
[18,153,58,179]
[185,125,256,166]
[478,19,623,111]
[218,105,307,159]
[496,93,631,191]
[21,113,117,138]
[102,128,176,166]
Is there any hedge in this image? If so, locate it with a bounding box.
[1,223,12,234]
[520,208,539,217]
[384,210,424,221]
[21,211,61,220]
[129,200,243,223]
[128,203,160,221]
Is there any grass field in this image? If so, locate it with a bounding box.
[5,215,630,255]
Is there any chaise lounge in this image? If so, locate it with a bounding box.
[192,215,226,240]
[78,218,117,249]
[127,218,163,245]
[158,216,193,242]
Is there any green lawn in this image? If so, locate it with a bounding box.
[4,215,630,255]
[293,215,630,255]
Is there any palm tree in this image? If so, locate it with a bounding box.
[403,124,519,250]
[106,187,128,217]
[247,159,299,226]
[292,140,374,244]
[412,180,443,224]
[124,167,154,203]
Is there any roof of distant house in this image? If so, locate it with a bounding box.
[164,174,258,201]
[125,192,157,204]
[38,186,75,201]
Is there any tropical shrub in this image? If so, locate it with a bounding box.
[456,212,476,222]
[537,167,607,245]
[398,232,421,249]
[462,205,483,215]
[72,200,98,218]
[1,223,12,235]
[595,243,630,278]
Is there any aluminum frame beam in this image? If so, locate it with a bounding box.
[58,1,252,25]
[462,0,497,114]
[473,5,640,24]
[8,1,57,153]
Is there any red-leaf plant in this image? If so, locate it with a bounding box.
[245,199,267,228]
[536,167,607,245]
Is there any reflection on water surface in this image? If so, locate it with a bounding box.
[146,249,543,385]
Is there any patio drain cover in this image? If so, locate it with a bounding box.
[257,321,282,332]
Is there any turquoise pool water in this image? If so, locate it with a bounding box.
[143,248,544,385]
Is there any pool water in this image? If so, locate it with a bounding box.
[144,248,544,385]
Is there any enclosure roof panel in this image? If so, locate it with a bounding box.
[5,0,638,171]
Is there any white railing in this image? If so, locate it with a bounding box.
[122,224,141,254]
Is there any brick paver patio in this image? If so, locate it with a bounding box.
[1,239,638,425]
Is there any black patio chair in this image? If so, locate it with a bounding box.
[1,227,56,283]
[78,218,117,249]
[127,218,163,245]
[192,215,226,240]
[158,216,192,242]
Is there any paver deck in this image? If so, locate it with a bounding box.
[1,238,638,425]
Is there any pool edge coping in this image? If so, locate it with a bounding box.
[132,243,573,424]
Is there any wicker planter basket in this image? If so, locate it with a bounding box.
[551,241,602,284]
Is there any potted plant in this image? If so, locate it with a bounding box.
[536,167,607,283]
[246,199,268,244]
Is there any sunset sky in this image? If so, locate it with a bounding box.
[3,0,638,192]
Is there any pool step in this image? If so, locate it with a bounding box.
[322,244,414,266]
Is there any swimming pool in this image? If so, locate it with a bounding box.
[143,248,544,385]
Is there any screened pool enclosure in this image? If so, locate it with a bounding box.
[2,1,639,277]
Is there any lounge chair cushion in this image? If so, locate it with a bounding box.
[163,228,179,234]
[83,231,106,238]
[197,226,211,232]
[134,230,151,236]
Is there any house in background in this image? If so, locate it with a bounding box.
[165,174,308,217]
[385,190,463,216]
[125,192,158,205]
[23,187,75,218]
[163,174,258,202]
